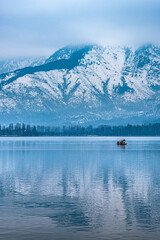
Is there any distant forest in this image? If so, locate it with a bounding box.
[0,123,160,136]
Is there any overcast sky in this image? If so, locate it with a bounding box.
[0,0,160,58]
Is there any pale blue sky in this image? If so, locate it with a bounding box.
[0,0,160,57]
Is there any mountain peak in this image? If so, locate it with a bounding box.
[45,45,94,64]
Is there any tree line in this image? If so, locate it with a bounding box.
[0,123,160,136]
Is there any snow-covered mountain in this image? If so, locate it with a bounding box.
[0,44,160,125]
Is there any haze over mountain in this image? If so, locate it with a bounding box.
[0,57,46,74]
[0,44,160,126]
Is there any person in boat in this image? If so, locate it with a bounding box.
[117,139,127,145]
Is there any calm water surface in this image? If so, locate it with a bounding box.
[0,137,160,240]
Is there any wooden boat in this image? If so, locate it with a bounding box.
[117,139,127,145]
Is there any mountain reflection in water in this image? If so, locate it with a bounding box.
[0,137,160,240]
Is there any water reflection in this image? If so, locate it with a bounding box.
[117,144,126,150]
[0,137,160,239]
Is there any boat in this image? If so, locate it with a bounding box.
[117,139,127,145]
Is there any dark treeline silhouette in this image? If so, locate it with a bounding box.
[0,123,160,136]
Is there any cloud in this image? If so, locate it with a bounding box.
[0,0,160,57]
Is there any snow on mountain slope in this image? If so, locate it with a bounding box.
[0,57,46,74]
[0,44,160,125]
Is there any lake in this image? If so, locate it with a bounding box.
[0,137,160,240]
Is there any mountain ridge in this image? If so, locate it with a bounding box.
[0,44,160,125]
